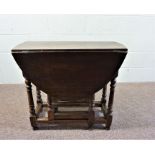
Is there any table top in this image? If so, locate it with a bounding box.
[12,41,127,52]
[12,41,127,99]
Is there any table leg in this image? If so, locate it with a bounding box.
[105,77,116,130]
[25,79,38,130]
[47,95,54,120]
[36,88,43,105]
[101,84,107,116]
[88,97,95,128]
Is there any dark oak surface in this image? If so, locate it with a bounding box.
[12,41,128,130]
[12,41,127,52]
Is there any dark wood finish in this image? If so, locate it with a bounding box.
[36,88,43,105]
[54,111,89,120]
[36,117,107,124]
[36,118,88,124]
[25,79,37,129]
[101,85,107,116]
[12,41,127,130]
[88,99,95,128]
[13,52,126,100]
[35,88,43,117]
[47,95,54,120]
[105,77,117,130]
[52,102,89,107]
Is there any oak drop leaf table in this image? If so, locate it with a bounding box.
[12,41,127,130]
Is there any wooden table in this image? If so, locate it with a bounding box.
[12,41,127,130]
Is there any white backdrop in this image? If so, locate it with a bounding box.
[0,15,155,83]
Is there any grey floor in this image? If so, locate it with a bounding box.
[0,83,155,139]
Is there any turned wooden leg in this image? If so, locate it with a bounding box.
[36,87,43,105]
[35,87,43,117]
[105,77,117,130]
[47,95,54,120]
[25,79,38,130]
[101,84,107,116]
[88,97,95,128]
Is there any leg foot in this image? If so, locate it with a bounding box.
[88,110,95,128]
[105,115,113,130]
[32,126,39,130]
[30,116,38,129]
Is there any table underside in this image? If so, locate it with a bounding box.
[25,76,116,130]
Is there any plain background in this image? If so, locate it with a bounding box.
[0,14,155,84]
